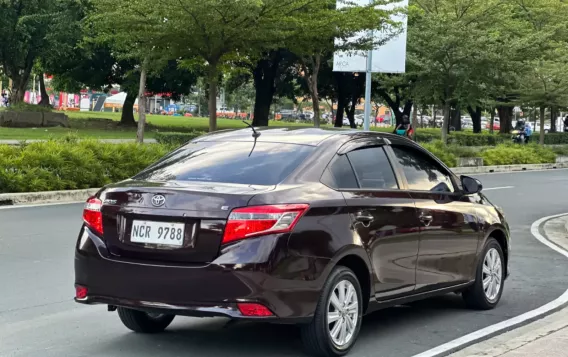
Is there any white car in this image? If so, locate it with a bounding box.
[343,116,364,127]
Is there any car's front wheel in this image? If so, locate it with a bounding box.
[463,238,505,310]
[117,307,175,333]
[301,266,363,357]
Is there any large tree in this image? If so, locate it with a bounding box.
[407,0,525,142]
[0,0,82,104]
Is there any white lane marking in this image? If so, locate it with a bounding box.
[0,201,83,210]
[484,186,515,191]
[412,212,568,357]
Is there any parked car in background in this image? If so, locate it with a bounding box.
[487,118,500,131]
[279,110,297,120]
[461,116,473,129]
[342,115,364,127]
[75,128,511,357]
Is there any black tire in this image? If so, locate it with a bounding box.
[463,238,505,310]
[301,266,364,357]
[117,307,175,333]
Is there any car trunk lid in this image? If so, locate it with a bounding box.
[98,180,274,264]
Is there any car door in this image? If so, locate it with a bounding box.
[388,144,480,293]
[325,138,421,300]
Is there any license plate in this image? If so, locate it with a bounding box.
[130,221,185,247]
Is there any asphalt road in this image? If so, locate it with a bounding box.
[2,170,568,357]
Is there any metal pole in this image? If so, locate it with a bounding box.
[363,0,375,131]
[363,46,373,131]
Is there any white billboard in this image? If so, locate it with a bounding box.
[333,0,408,73]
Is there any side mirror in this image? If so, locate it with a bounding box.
[461,176,483,194]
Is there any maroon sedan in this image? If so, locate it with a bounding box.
[75,128,510,356]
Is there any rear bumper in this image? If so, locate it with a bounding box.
[74,227,329,322]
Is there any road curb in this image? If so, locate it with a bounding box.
[0,188,99,206]
[452,162,568,175]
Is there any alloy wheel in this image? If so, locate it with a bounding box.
[482,248,503,303]
[327,280,359,348]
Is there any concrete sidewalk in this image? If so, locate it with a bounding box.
[449,216,568,357]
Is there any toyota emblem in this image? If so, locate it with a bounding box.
[151,194,166,207]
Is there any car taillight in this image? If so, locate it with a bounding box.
[83,197,103,234]
[75,285,88,300]
[237,303,273,317]
[222,204,309,244]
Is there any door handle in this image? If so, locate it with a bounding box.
[419,213,434,226]
[354,211,374,223]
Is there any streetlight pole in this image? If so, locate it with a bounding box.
[363,0,374,132]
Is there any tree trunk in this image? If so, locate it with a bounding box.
[346,101,357,128]
[334,73,347,127]
[136,59,149,144]
[550,106,557,133]
[401,101,413,126]
[207,62,219,132]
[252,52,281,126]
[539,107,546,145]
[335,98,346,127]
[497,106,513,134]
[431,105,436,128]
[467,106,482,133]
[450,105,462,131]
[120,91,137,126]
[38,74,50,107]
[310,55,321,128]
[411,105,418,140]
[442,101,450,144]
[490,109,495,134]
[10,75,29,104]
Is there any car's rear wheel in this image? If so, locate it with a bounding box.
[117,307,175,333]
[463,238,505,310]
[301,266,363,357]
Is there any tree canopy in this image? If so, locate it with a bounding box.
[3,0,568,142]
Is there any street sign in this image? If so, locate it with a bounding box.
[333,0,408,131]
[333,0,409,74]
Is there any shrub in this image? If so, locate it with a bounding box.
[7,102,53,112]
[421,141,458,167]
[155,131,205,147]
[481,144,556,166]
[413,130,508,146]
[447,132,508,146]
[544,133,568,145]
[0,139,169,193]
[551,145,568,156]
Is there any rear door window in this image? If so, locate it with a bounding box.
[135,142,314,186]
[347,147,399,190]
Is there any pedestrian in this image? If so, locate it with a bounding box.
[564,115,568,132]
[393,115,414,139]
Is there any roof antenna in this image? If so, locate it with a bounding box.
[242,121,261,139]
[243,121,260,157]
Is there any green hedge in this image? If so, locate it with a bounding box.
[0,139,169,193]
[414,130,568,146]
[481,144,556,166]
[155,131,205,147]
[422,141,558,168]
[7,102,53,112]
[543,133,568,144]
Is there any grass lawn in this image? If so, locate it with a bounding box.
[0,111,321,140]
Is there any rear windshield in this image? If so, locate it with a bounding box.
[134,141,315,185]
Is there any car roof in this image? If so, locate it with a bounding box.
[194,127,401,146]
